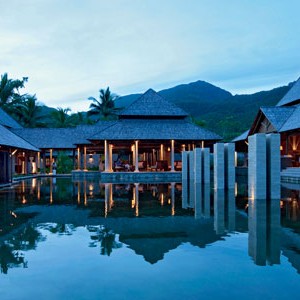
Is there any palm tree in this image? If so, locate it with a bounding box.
[14,95,46,128]
[0,73,28,110]
[69,111,94,126]
[51,107,74,128]
[88,87,120,120]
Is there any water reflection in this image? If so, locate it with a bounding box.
[0,177,299,274]
[87,225,122,256]
[248,198,281,266]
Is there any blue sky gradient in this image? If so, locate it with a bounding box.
[0,0,299,111]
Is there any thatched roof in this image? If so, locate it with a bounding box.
[277,77,300,106]
[89,118,222,141]
[0,107,22,129]
[0,125,38,151]
[119,89,188,118]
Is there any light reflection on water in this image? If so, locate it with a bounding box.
[0,178,300,299]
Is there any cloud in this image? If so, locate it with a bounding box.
[0,0,299,111]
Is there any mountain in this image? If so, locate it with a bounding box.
[116,80,293,141]
[116,80,232,114]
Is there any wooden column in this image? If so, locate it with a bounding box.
[37,152,41,171]
[104,140,109,172]
[171,140,175,171]
[77,147,81,170]
[135,140,139,172]
[84,146,87,171]
[50,149,53,174]
[160,144,164,160]
[109,144,113,172]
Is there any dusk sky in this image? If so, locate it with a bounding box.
[1,0,299,112]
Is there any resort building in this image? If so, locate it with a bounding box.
[233,77,300,169]
[0,108,38,184]
[1,89,221,178]
[88,89,222,172]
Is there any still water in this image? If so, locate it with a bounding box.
[0,177,300,300]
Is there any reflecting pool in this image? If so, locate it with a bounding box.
[0,178,300,300]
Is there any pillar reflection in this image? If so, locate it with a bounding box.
[214,189,225,235]
[248,198,280,266]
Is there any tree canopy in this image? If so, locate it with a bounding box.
[88,87,120,120]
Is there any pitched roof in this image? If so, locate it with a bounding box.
[89,118,222,141]
[260,106,295,131]
[10,121,116,149]
[280,105,300,132]
[0,107,22,129]
[232,130,249,142]
[11,128,79,149]
[119,89,188,118]
[277,77,300,106]
[0,125,39,151]
[72,122,117,145]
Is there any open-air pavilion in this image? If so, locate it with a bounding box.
[88,89,222,173]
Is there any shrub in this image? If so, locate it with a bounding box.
[56,151,73,174]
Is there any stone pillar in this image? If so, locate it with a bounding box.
[202,148,210,184]
[182,151,188,181]
[266,134,280,199]
[104,140,109,172]
[248,134,266,199]
[225,143,235,189]
[189,151,195,181]
[171,140,175,171]
[83,146,87,171]
[135,140,139,172]
[194,148,202,183]
[214,143,224,189]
